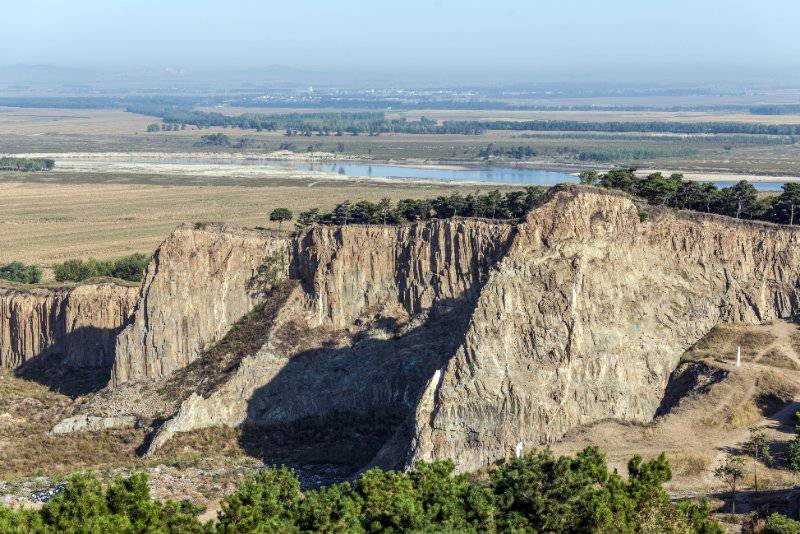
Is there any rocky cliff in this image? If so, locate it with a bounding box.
[110,224,289,386]
[141,219,513,453]
[53,186,800,473]
[292,220,514,328]
[392,187,800,470]
[0,283,138,369]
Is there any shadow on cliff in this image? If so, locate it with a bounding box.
[15,325,121,397]
[237,298,475,474]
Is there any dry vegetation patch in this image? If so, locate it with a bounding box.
[685,323,777,362]
[0,369,146,480]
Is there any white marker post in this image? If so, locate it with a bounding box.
[736,345,741,367]
[515,442,524,458]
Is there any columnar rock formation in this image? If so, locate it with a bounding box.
[292,220,514,328]
[394,187,800,470]
[0,283,138,369]
[144,219,513,452]
[45,186,800,472]
[110,224,289,386]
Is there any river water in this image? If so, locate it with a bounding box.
[154,158,789,190]
[224,159,579,185]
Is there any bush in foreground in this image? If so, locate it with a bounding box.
[53,254,149,283]
[0,262,43,284]
[765,512,800,534]
[0,473,204,533]
[0,448,722,533]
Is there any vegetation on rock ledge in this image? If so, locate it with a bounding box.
[0,262,43,285]
[294,187,543,228]
[53,254,149,283]
[581,168,800,225]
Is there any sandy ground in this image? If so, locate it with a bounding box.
[552,320,800,517]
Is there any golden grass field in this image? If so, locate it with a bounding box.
[0,108,154,135]
[0,174,508,265]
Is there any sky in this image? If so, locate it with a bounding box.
[2,0,799,85]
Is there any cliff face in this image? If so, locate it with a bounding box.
[143,219,512,453]
[52,186,800,472]
[398,188,800,470]
[110,224,289,386]
[292,220,514,328]
[0,283,138,369]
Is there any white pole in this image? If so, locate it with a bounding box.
[736,346,741,367]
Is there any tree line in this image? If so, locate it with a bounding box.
[445,119,800,136]
[0,448,721,533]
[0,254,148,285]
[277,174,800,230]
[478,144,537,159]
[0,157,55,172]
[581,169,800,224]
[136,106,800,137]
[137,109,484,135]
[750,105,800,115]
[292,188,543,228]
[514,132,797,145]
[147,123,186,132]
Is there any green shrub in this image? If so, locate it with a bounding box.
[766,512,800,534]
[215,448,720,533]
[53,254,149,283]
[107,254,149,281]
[0,157,54,172]
[0,473,203,533]
[788,437,800,471]
[0,262,43,284]
[53,259,97,282]
[269,208,293,229]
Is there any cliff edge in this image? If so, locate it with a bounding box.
[40,185,800,472]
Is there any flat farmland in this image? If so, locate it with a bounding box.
[196,104,800,124]
[390,108,800,124]
[0,107,154,135]
[0,173,513,265]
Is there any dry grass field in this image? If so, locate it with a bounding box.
[197,102,800,125]
[0,173,512,265]
[0,107,154,135]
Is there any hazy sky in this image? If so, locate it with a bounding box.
[3,0,799,84]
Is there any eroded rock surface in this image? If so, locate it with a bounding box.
[111,224,289,386]
[397,187,800,470]
[50,186,800,473]
[0,283,138,369]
